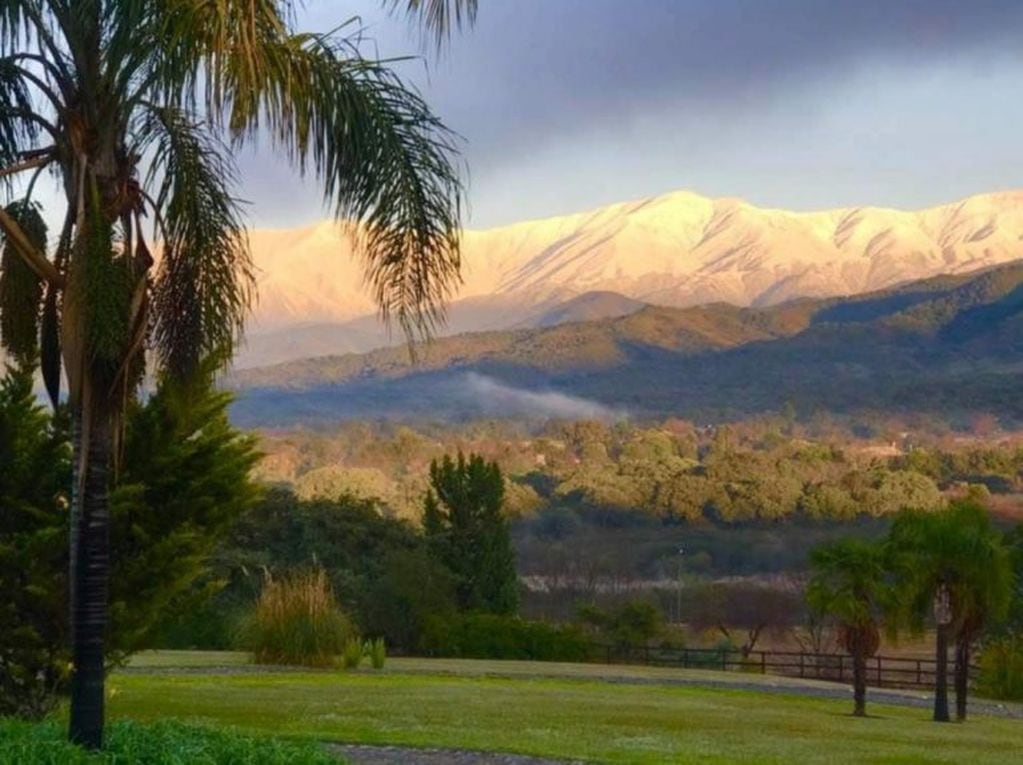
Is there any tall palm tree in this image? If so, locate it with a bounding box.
[887,500,1012,722]
[806,538,887,717]
[0,0,476,749]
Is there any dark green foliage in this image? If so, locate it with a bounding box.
[0,200,46,363]
[108,367,261,659]
[0,364,258,715]
[886,500,1012,720]
[163,489,458,653]
[887,501,1012,639]
[0,719,337,764]
[977,636,1023,701]
[0,364,71,718]
[421,613,590,662]
[578,600,664,653]
[1003,525,1023,634]
[73,207,132,369]
[806,538,887,716]
[977,526,1023,701]
[366,637,387,669]
[361,547,458,652]
[424,452,519,614]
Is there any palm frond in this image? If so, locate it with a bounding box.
[136,105,252,378]
[270,37,463,340]
[137,2,465,342]
[0,55,39,180]
[389,0,478,46]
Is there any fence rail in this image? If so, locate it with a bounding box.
[592,644,977,691]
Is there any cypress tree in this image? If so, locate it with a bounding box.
[423,453,518,615]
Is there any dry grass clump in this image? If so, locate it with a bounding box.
[238,569,355,667]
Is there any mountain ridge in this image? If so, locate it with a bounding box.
[227,261,1023,426]
[239,189,1023,367]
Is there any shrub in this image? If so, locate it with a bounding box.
[977,637,1023,701]
[578,599,663,654]
[367,637,387,669]
[341,638,364,670]
[421,613,590,662]
[0,719,336,764]
[238,569,355,667]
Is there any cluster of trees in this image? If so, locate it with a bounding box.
[808,499,1016,720]
[258,416,1023,524]
[161,452,519,656]
[2,354,528,712]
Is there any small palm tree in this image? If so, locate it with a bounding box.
[0,0,476,749]
[887,500,1012,722]
[806,538,887,717]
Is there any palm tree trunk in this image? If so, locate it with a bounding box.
[852,650,867,717]
[68,406,112,749]
[933,622,950,723]
[954,638,970,721]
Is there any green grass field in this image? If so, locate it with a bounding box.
[111,653,1020,764]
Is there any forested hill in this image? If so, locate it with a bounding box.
[229,261,1023,426]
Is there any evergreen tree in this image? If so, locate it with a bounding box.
[107,364,261,659]
[0,362,259,716]
[0,363,71,719]
[423,453,518,615]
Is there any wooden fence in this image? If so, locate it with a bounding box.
[594,644,975,691]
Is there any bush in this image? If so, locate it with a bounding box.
[0,719,336,764]
[237,569,355,667]
[978,637,1023,701]
[341,638,363,670]
[421,613,590,662]
[366,637,387,669]
[578,600,663,653]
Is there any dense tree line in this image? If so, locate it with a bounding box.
[256,416,1023,524]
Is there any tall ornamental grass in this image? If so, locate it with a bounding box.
[238,570,356,667]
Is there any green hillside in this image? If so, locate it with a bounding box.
[229,262,1023,425]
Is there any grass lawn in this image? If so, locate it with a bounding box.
[112,653,1020,764]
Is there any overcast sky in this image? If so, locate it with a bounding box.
[227,1,1023,229]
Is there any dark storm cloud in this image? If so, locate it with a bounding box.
[415,0,1023,156]
[253,0,1023,228]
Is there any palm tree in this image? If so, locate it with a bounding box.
[887,500,1012,722]
[0,0,476,749]
[806,538,887,717]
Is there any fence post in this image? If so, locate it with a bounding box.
[876,656,882,688]
[799,652,805,678]
[837,655,844,683]
[683,649,689,669]
[721,650,727,672]
[761,651,766,675]
[916,660,921,687]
